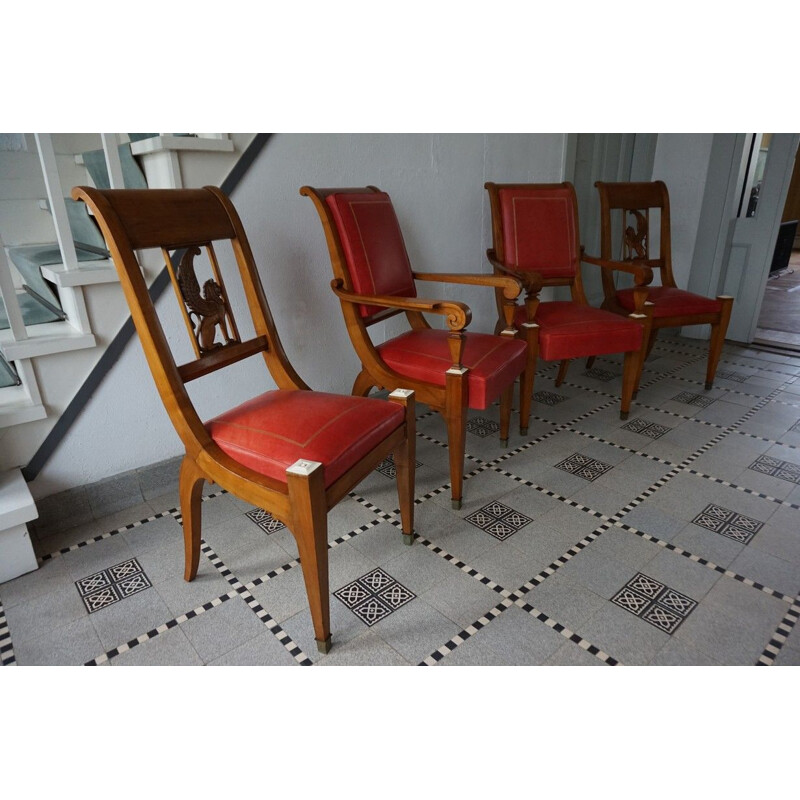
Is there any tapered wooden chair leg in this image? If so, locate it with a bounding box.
[287,459,331,654]
[645,328,658,360]
[620,350,638,420]
[629,308,652,399]
[499,383,512,447]
[519,323,538,436]
[390,389,416,544]
[179,456,205,582]
[555,359,570,387]
[705,295,734,390]
[445,366,469,510]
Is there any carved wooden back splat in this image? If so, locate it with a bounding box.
[163,242,241,358]
[622,208,649,262]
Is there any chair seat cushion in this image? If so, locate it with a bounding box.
[206,390,404,488]
[515,301,643,361]
[377,329,527,409]
[617,286,722,318]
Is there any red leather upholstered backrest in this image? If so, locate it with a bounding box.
[325,191,417,320]
[497,185,578,279]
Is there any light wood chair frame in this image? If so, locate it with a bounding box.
[591,180,734,390]
[72,185,417,654]
[485,181,653,419]
[301,184,535,509]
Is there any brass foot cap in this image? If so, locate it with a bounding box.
[500,438,509,448]
[452,499,462,511]
[705,382,713,390]
[520,427,528,436]
[316,636,332,654]
[620,411,629,420]
[403,532,414,546]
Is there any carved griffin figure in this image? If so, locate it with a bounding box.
[624,209,648,260]
[176,246,236,353]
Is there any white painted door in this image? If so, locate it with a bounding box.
[721,133,800,343]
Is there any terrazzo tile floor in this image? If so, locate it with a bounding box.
[3,335,800,667]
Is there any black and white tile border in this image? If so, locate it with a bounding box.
[758,600,800,665]
[0,598,14,666]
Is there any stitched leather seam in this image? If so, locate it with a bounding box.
[212,405,363,448]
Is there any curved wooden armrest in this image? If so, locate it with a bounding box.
[331,279,471,331]
[582,253,654,286]
[485,251,543,294]
[413,271,522,300]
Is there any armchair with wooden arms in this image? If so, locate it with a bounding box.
[72,185,417,655]
[591,180,734,389]
[484,181,653,420]
[300,185,534,510]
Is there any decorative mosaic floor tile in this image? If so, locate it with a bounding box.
[534,391,568,406]
[75,558,152,614]
[584,367,619,382]
[691,503,763,545]
[246,508,286,533]
[334,568,416,626]
[672,391,716,408]
[374,453,423,478]
[611,572,697,634]
[464,501,533,541]
[621,418,673,439]
[716,369,749,383]
[748,454,800,485]
[466,416,501,438]
[554,452,613,482]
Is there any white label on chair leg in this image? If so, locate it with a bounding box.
[521,322,539,329]
[286,459,323,477]
[389,388,415,399]
[446,366,469,376]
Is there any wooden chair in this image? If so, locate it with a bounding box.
[485,181,653,420]
[72,185,417,655]
[300,185,533,509]
[593,180,734,389]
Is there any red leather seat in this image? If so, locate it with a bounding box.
[522,301,643,361]
[207,390,405,487]
[377,329,528,409]
[617,286,722,318]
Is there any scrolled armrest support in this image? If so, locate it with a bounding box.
[330,279,471,331]
[413,271,522,301]
[582,254,654,287]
